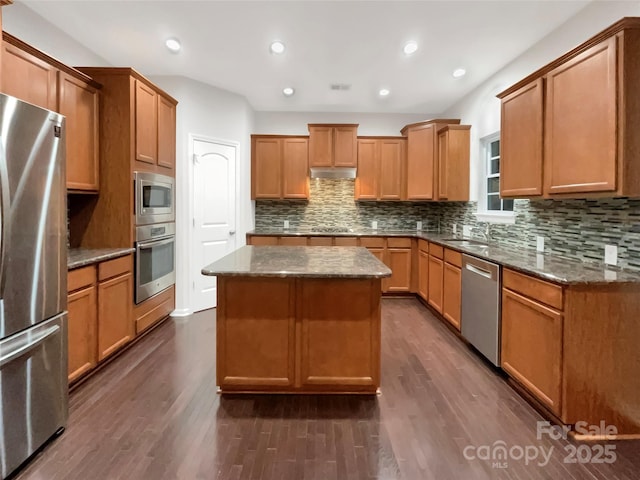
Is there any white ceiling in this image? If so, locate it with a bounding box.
[22,0,590,114]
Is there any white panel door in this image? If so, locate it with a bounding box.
[192,137,237,312]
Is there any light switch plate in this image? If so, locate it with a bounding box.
[452,224,457,234]
[605,245,618,266]
[463,225,471,237]
[416,221,422,231]
[371,221,378,230]
[536,236,544,252]
[284,220,290,229]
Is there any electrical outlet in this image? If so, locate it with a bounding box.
[284,220,290,229]
[536,253,545,270]
[536,236,544,252]
[463,225,471,237]
[371,221,378,230]
[452,224,457,235]
[605,245,618,266]
[416,221,422,231]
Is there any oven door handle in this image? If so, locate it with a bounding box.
[137,237,175,249]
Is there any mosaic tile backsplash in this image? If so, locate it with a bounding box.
[255,179,640,270]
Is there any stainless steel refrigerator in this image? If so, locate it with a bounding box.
[0,93,68,479]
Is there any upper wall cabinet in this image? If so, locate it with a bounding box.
[308,124,358,168]
[498,18,640,199]
[437,125,470,202]
[1,33,101,192]
[401,119,469,201]
[251,135,309,200]
[355,137,406,201]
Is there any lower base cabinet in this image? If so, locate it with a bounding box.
[67,254,134,384]
[442,249,462,330]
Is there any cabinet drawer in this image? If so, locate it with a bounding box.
[249,235,279,246]
[68,265,96,293]
[428,243,444,259]
[418,239,429,253]
[98,255,132,282]
[359,237,385,248]
[444,248,462,268]
[503,269,563,311]
[279,236,308,246]
[308,237,333,246]
[334,237,359,246]
[387,237,411,248]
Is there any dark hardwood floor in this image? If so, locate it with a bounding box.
[15,298,640,479]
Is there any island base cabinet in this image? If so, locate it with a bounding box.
[299,279,380,391]
[216,276,381,394]
[501,288,563,416]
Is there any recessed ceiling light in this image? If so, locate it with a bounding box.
[270,41,285,54]
[453,68,466,78]
[379,88,390,97]
[165,37,181,53]
[403,41,418,55]
[283,87,295,97]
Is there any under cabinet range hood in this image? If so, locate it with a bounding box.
[309,167,357,179]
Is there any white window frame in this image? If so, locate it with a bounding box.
[474,132,516,224]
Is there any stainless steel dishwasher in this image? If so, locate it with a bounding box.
[461,254,502,366]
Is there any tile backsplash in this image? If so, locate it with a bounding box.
[255,179,640,270]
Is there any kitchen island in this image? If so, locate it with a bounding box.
[202,246,391,394]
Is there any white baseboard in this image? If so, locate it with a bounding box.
[170,307,192,318]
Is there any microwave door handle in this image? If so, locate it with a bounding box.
[137,237,174,249]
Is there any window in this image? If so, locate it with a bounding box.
[475,133,515,224]
[484,135,513,212]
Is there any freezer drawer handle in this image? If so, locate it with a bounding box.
[465,263,492,279]
[0,325,60,368]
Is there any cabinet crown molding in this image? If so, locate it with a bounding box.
[400,119,461,136]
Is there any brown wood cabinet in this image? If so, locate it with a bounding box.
[500,79,544,197]
[417,240,429,301]
[157,94,176,172]
[401,119,461,200]
[355,137,406,200]
[427,243,444,313]
[308,124,358,168]
[498,18,640,199]
[251,135,309,199]
[135,80,157,166]
[58,71,100,191]
[386,238,411,292]
[437,125,470,201]
[502,284,563,415]
[67,255,133,384]
[442,249,461,330]
[1,34,102,192]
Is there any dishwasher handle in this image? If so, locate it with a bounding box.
[465,263,493,279]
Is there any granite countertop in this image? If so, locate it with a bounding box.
[202,246,392,279]
[68,247,135,270]
[247,229,640,285]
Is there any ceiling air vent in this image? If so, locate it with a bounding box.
[330,84,351,91]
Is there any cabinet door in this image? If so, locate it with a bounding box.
[308,126,333,167]
[252,137,282,198]
[355,139,378,200]
[135,80,158,165]
[333,126,357,167]
[545,37,617,195]
[437,130,449,200]
[379,139,405,200]
[442,263,461,330]
[418,249,429,300]
[500,79,543,197]
[282,138,309,199]
[98,273,133,361]
[157,94,176,172]
[427,255,443,313]
[387,248,411,292]
[67,286,97,383]
[406,125,435,200]
[2,42,57,110]
[501,288,563,415]
[58,72,99,191]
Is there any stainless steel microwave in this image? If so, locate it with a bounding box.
[134,171,175,225]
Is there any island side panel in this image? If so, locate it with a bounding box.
[217,276,296,390]
[298,278,381,393]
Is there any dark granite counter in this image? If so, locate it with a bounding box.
[202,246,392,279]
[68,247,135,270]
[247,229,640,285]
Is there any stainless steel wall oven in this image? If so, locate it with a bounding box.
[135,222,175,304]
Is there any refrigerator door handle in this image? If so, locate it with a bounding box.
[0,143,10,296]
[0,324,60,368]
